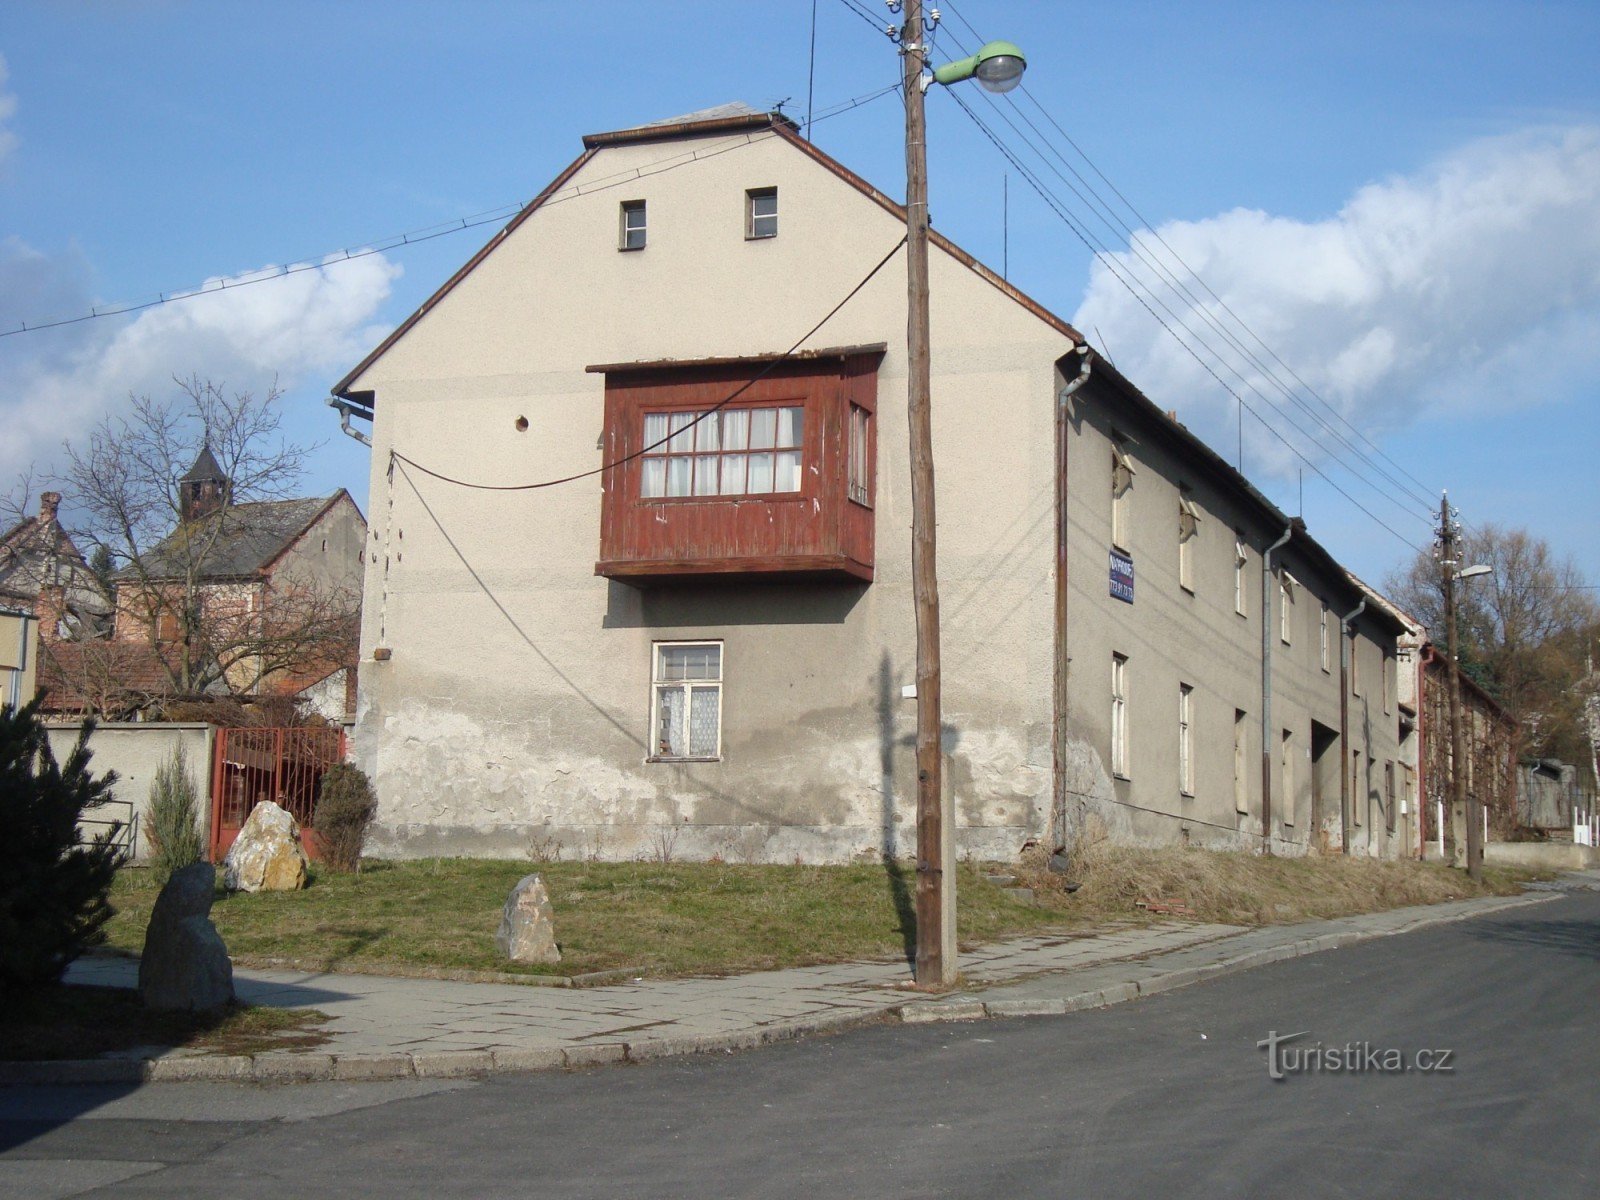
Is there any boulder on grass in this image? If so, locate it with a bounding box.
[495,873,561,964]
[223,800,309,893]
[139,862,234,1012]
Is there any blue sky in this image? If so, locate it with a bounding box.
[2,0,1596,592]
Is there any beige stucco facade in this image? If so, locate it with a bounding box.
[1,607,39,710]
[338,111,1407,864]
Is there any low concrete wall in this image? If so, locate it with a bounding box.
[45,723,214,862]
[1484,841,1600,872]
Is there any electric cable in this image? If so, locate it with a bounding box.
[392,235,907,491]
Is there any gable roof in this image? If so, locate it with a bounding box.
[332,106,1083,406]
[126,493,346,582]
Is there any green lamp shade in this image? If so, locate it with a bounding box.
[933,40,1027,92]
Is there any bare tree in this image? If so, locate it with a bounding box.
[57,376,358,702]
[1386,524,1600,784]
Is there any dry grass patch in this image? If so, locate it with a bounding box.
[1015,840,1541,926]
[100,850,1544,983]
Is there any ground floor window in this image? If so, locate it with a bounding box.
[652,641,723,760]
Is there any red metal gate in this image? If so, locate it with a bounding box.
[208,726,347,862]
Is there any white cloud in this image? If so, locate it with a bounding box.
[0,53,17,164]
[1072,125,1600,477]
[0,242,401,489]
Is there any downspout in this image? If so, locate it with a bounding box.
[1338,597,1367,855]
[327,396,373,447]
[1260,524,1293,853]
[1053,346,1092,851]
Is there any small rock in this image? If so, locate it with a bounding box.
[495,873,561,964]
[223,800,309,893]
[139,862,235,1012]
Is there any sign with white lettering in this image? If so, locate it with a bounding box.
[1109,549,1135,604]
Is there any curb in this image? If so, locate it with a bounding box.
[4,891,1558,1087]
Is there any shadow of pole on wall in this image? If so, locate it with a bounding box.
[878,652,915,967]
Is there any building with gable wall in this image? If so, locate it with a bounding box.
[332,105,1408,863]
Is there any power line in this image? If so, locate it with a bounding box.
[930,18,1435,526]
[946,87,1428,556]
[394,235,908,492]
[939,0,1440,506]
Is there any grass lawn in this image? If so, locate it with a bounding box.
[102,851,1542,982]
[0,986,330,1061]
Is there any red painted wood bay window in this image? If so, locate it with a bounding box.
[593,346,882,583]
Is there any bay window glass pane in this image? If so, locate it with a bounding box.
[695,414,721,452]
[644,412,668,448]
[689,687,720,756]
[747,452,774,493]
[641,457,666,498]
[666,455,692,497]
[693,455,719,496]
[722,408,750,450]
[777,407,803,448]
[750,408,777,450]
[775,450,801,492]
[656,687,685,757]
[720,453,747,495]
[668,412,695,453]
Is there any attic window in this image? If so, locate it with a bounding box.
[620,200,647,251]
[746,188,777,239]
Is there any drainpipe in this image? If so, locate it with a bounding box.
[1338,597,1367,855]
[1260,524,1293,854]
[327,396,373,447]
[1053,345,1092,850]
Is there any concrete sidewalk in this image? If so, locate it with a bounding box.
[8,880,1590,1087]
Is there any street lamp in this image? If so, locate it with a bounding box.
[900,1,1026,988]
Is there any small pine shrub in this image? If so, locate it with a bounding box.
[313,763,377,873]
[146,743,203,886]
[0,698,123,997]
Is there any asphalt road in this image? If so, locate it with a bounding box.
[4,892,1597,1200]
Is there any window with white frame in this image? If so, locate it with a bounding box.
[1279,573,1296,645]
[1178,490,1199,593]
[746,187,777,239]
[1111,653,1130,778]
[848,404,872,506]
[640,406,803,498]
[652,642,722,760]
[1178,683,1195,796]
[619,200,646,250]
[1111,438,1135,550]
[1234,532,1248,617]
[1351,636,1362,696]
[1320,602,1331,672]
[1383,651,1393,714]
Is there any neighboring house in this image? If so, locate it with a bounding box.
[0,491,112,641]
[1418,647,1519,861]
[330,103,1409,864]
[42,446,368,721]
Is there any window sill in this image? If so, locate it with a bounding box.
[618,245,645,253]
[745,233,777,241]
[1180,790,1195,799]
[1113,773,1132,784]
[1180,584,1195,597]
[647,756,722,764]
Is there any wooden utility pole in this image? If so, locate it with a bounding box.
[1440,492,1481,880]
[902,0,954,988]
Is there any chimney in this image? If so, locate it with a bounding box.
[38,492,61,524]
[35,583,67,643]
